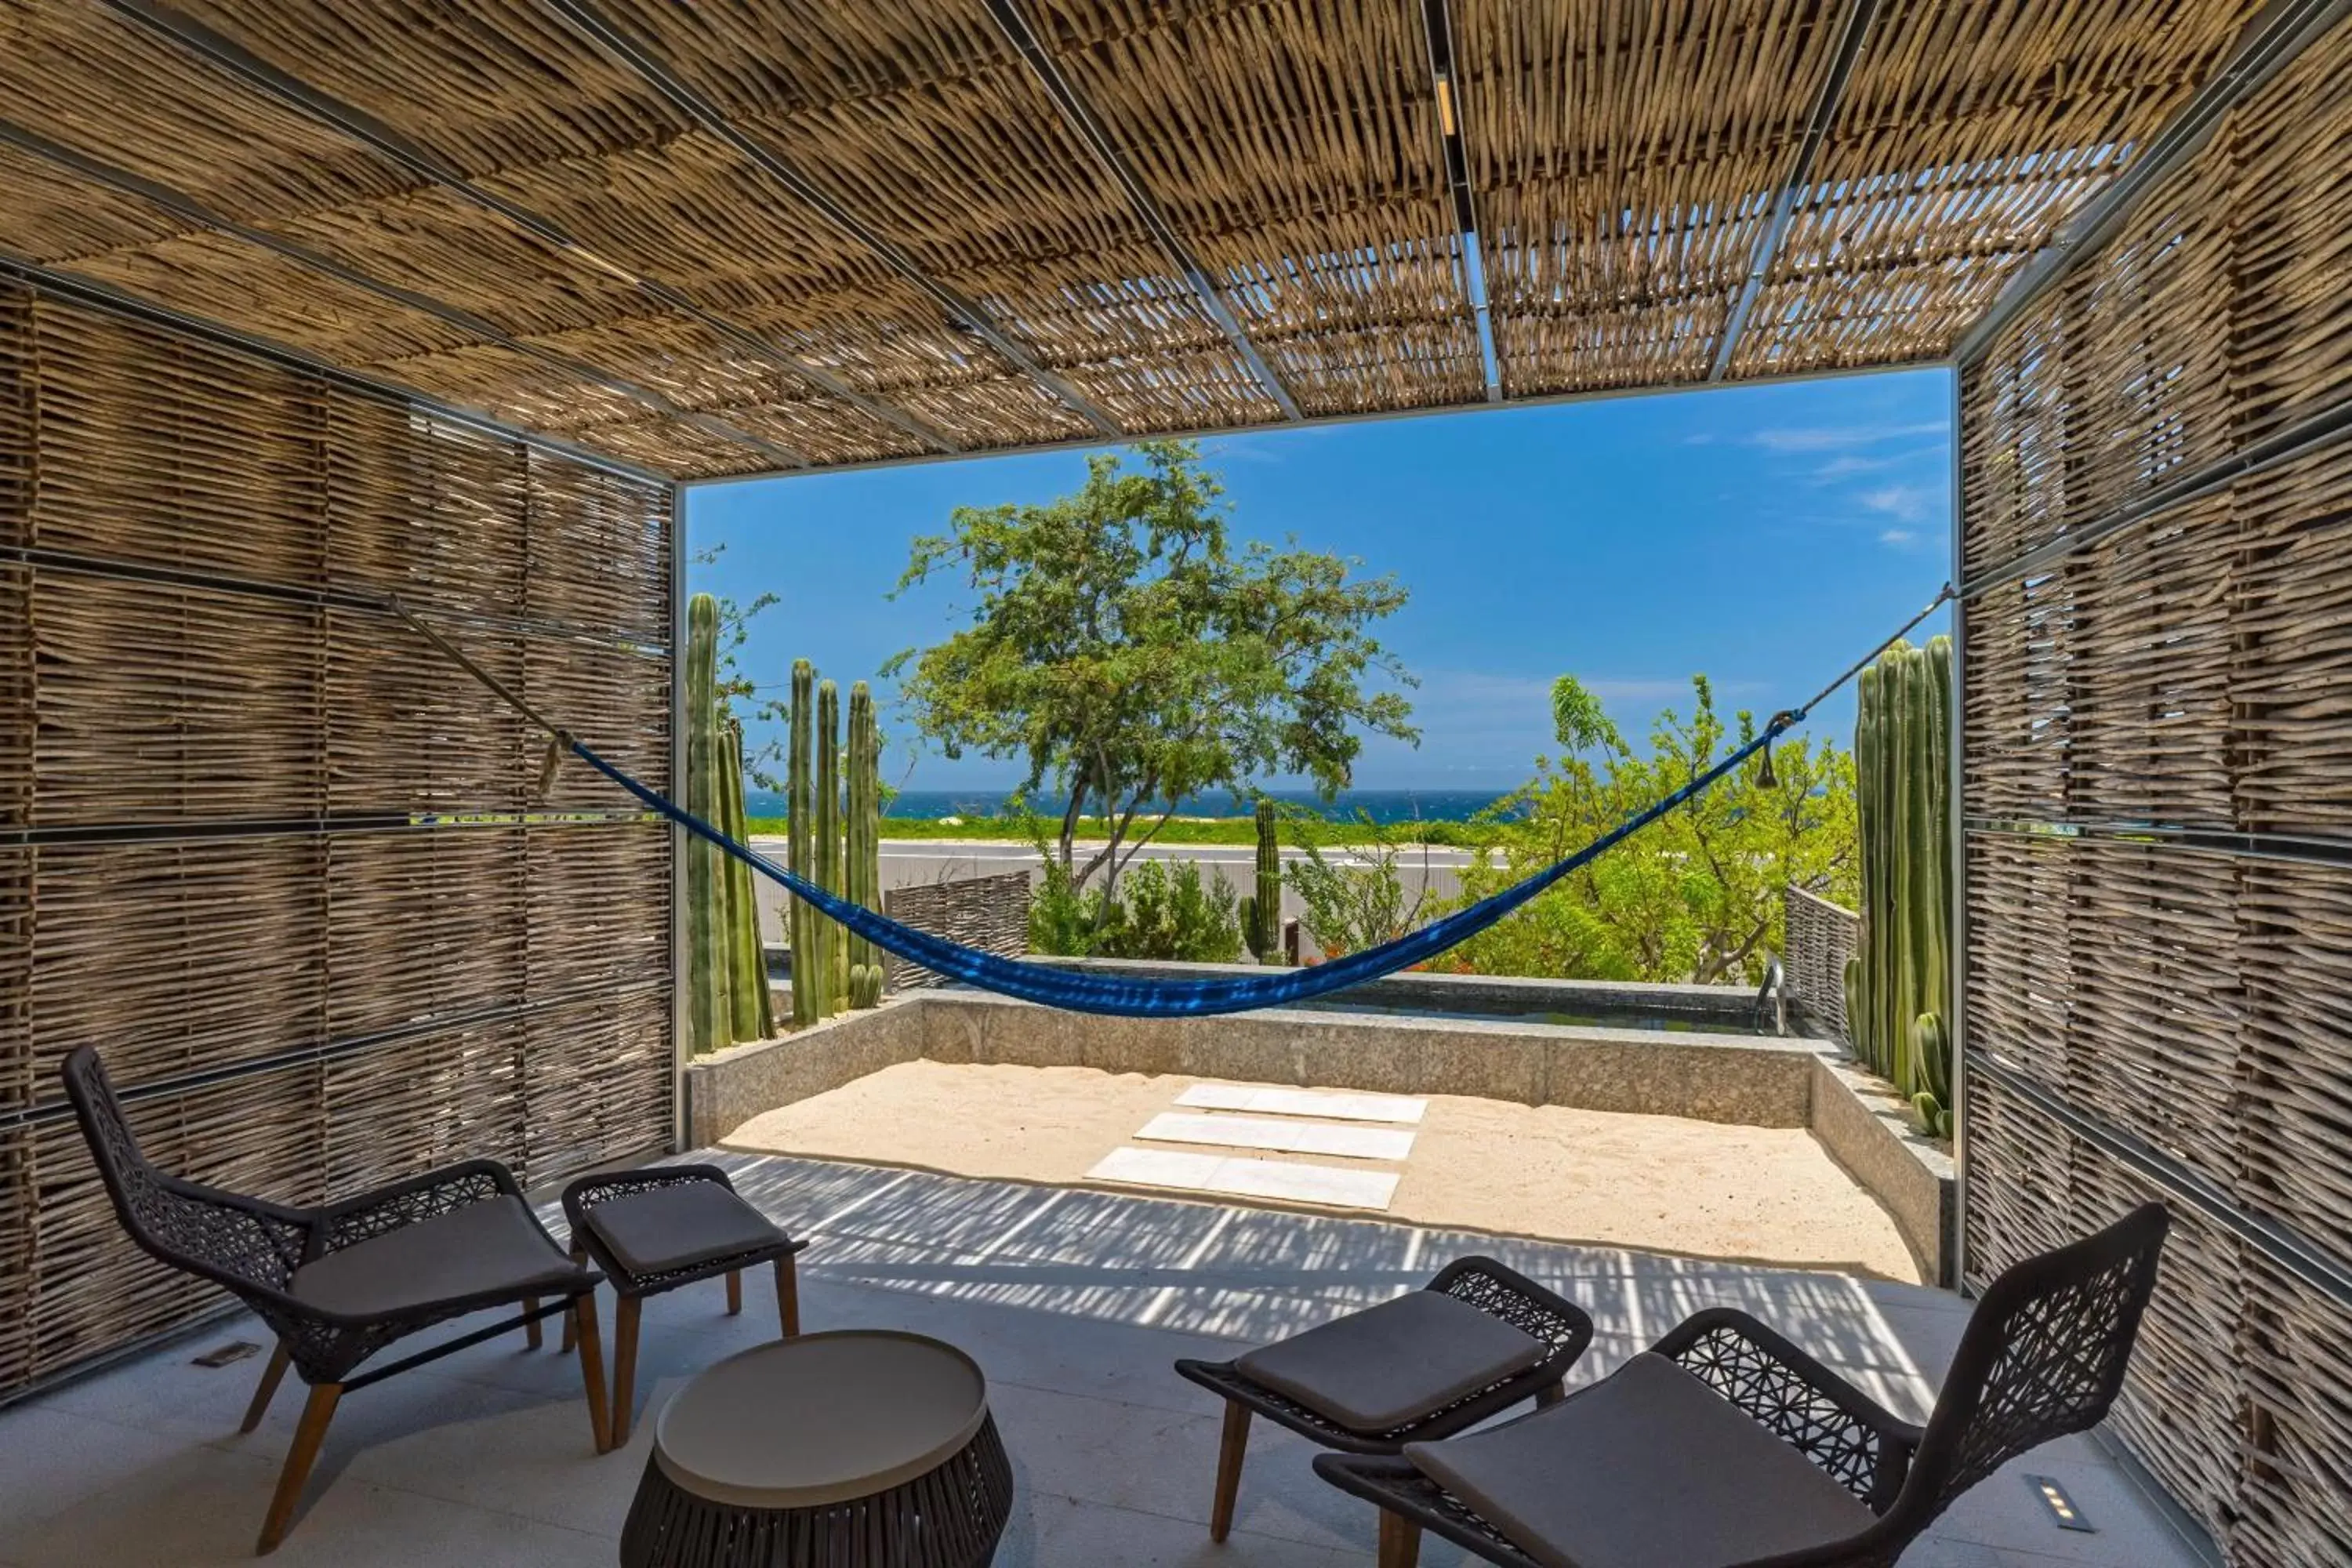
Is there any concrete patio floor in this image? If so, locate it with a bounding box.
[0,1152,2216,1568]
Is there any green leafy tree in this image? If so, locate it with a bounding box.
[1449,676,1856,985]
[887,439,1416,908]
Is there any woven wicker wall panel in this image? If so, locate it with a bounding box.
[1961,26,2350,579]
[523,454,671,645]
[1963,1074,2247,1536]
[1737,0,2245,379]
[27,309,329,585]
[1959,834,2076,1091]
[27,838,328,1091]
[325,609,531,814]
[2227,443,2352,838]
[1963,834,2244,1187]
[320,1024,527,1200]
[519,988,672,1185]
[323,831,526,1040]
[525,823,670,997]
[2236,860,2352,1272]
[0,282,28,833]
[1961,490,2239,829]
[526,643,672,811]
[2234,1257,2352,1566]
[31,572,325,826]
[0,285,674,1396]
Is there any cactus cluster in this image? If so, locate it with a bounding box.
[845,683,885,1007]
[1842,635,1953,1137]
[1239,799,1283,964]
[784,662,885,1023]
[684,593,773,1056]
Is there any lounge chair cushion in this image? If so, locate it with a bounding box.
[583,1178,787,1279]
[1403,1352,1875,1568]
[1236,1287,1548,1434]
[292,1195,581,1319]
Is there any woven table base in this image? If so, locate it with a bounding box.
[621,1411,1013,1568]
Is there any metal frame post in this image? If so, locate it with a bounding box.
[667,485,690,1152]
[1946,363,1970,1293]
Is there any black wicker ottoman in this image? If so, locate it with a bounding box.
[562,1164,810,1447]
[621,1331,1014,1568]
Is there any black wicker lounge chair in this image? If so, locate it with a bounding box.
[1174,1255,1594,1543]
[1316,1203,2171,1568]
[61,1046,612,1555]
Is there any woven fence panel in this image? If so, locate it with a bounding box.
[0,285,676,1399]
[882,872,1034,993]
[1959,21,2352,1563]
[1780,885,1857,1041]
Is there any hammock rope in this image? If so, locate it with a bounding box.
[394,589,1952,1018]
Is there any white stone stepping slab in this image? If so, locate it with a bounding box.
[1085,1147,1400,1211]
[1175,1083,1427,1124]
[1134,1112,1416,1162]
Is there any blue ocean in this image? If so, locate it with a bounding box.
[745,786,1519,825]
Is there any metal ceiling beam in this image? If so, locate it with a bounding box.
[535,0,1123,439]
[0,118,810,472]
[1708,0,1883,381]
[1417,0,1501,402]
[97,0,961,457]
[1954,0,2352,367]
[684,357,1937,490]
[978,0,1302,422]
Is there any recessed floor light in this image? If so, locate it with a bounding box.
[2027,1473,2096,1534]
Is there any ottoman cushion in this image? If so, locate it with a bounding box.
[587,1179,786,1279]
[1236,1287,1548,1434]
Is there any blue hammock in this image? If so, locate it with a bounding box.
[403,590,1949,1018]
[572,723,1782,1018]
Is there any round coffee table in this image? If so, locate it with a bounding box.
[620,1330,1012,1568]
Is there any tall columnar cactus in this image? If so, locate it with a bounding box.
[1240,799,1283,963]
[846,682,885,1007]
[720,720,774,1041]
[787,659,822,1026]
[684,594,729,1055]
[815,678,842,1020]
[1844,635,1953,1134]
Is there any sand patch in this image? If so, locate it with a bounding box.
[724,1059,1920,1283]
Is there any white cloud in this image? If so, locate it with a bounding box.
[1859,484,1933,524]
[1744,421,1944,455]
[1879,528,1919,547]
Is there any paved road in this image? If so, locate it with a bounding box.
[745,836,1470,946]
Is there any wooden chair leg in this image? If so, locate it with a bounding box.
[1210,1400,1250,1542]
[726,1269,742,1316]
[523,1295,543,1349]
[612,1295,642,1447]
[574,1290,611,1455]
[560,1246,585,1354]
[1536,1377,1566,1408]
[1376,1511,1421,1568]
[240,1341,290,1434]
[256,1381,341,1555]
[775,1254,800,1338]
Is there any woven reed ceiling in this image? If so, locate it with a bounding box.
[0,0,2256,479]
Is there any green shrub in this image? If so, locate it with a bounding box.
[1026,856,1243,963]
[1098,860,1243,963]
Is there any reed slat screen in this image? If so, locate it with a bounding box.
[1957,21,2351,1563]
[0,280,675,1400]
[0,0,2259,477]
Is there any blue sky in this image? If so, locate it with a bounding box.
[688,367,1953,792]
